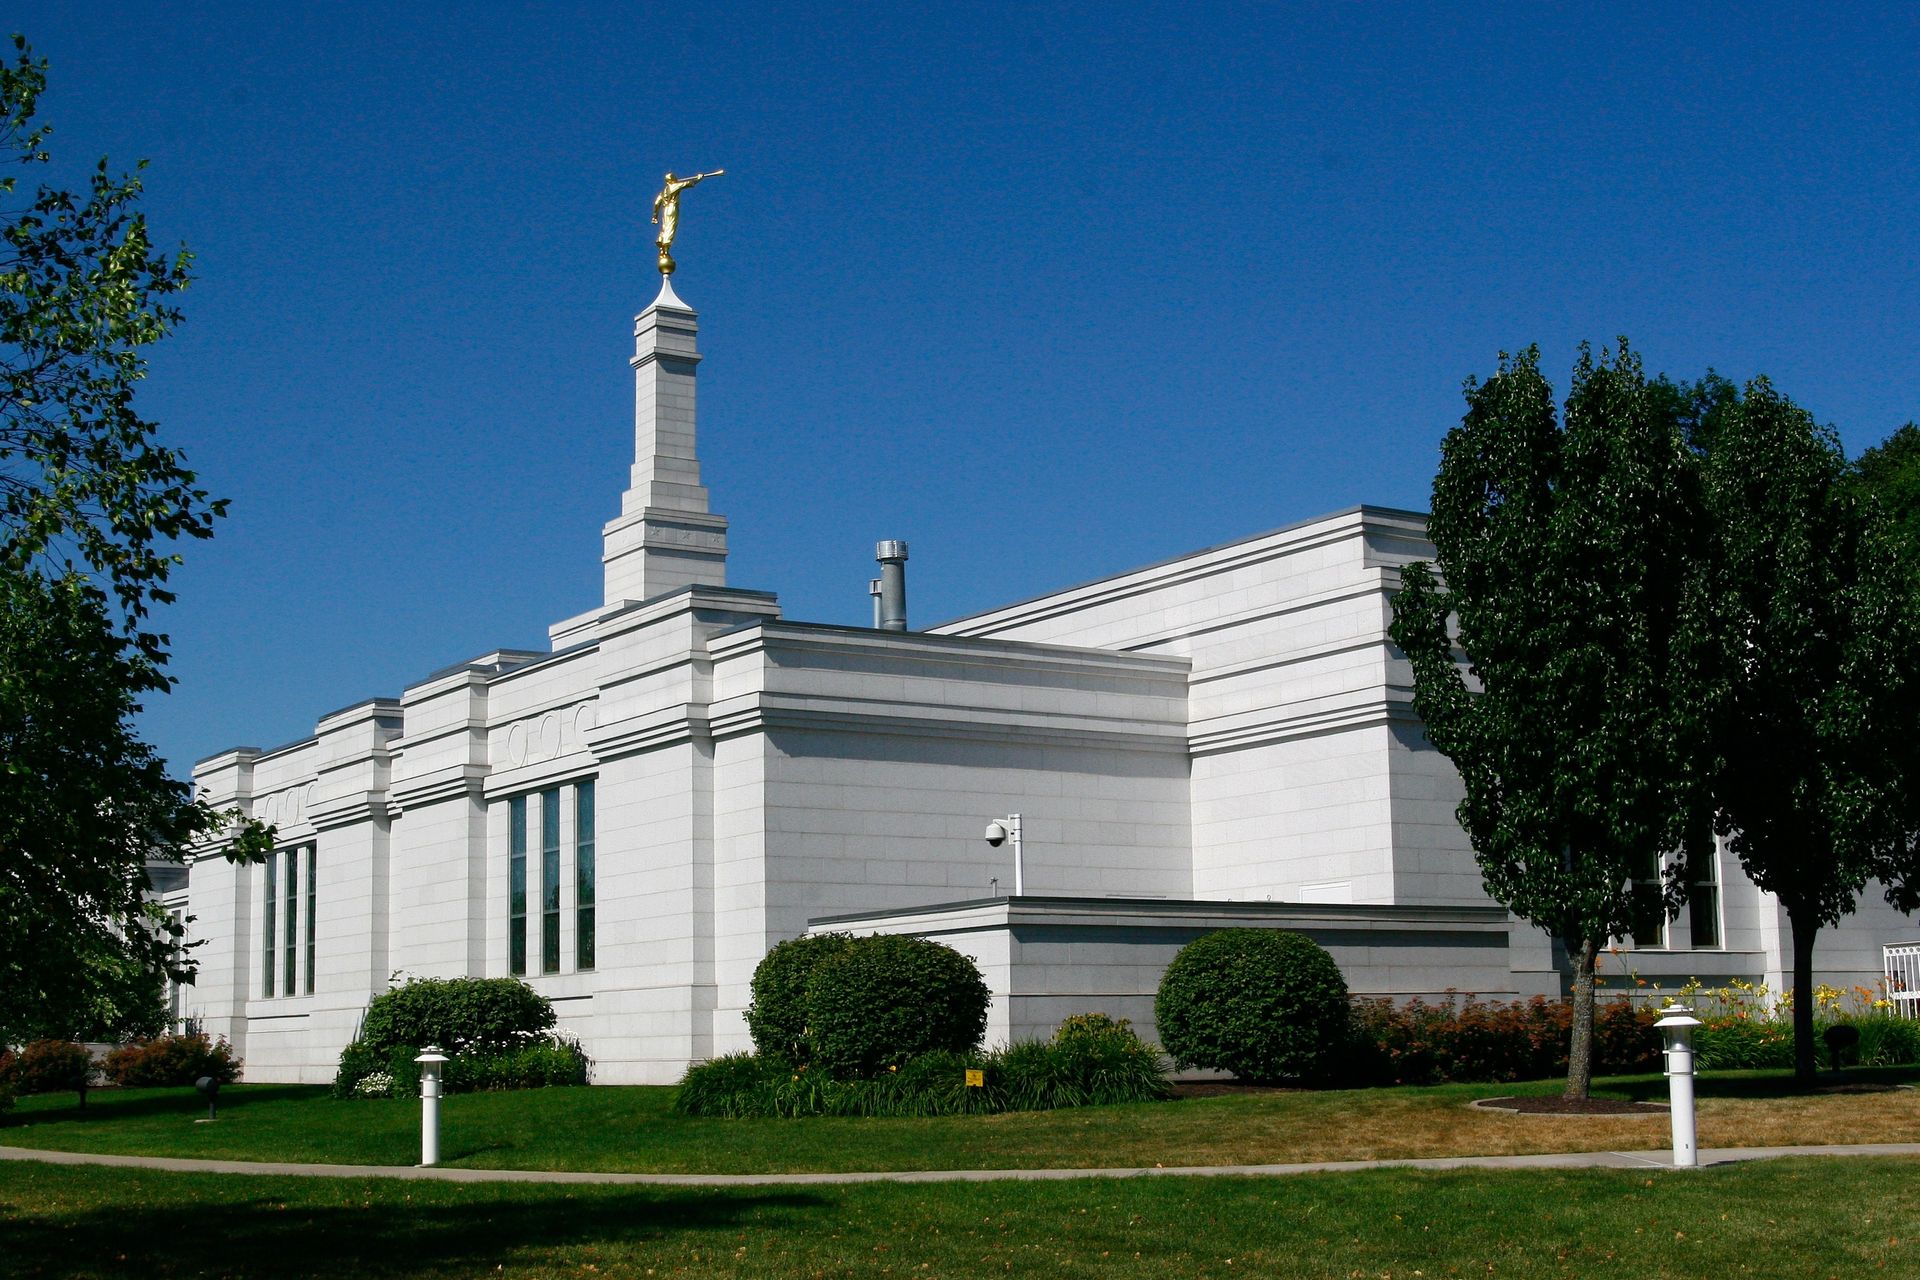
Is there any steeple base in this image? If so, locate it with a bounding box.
[603,507,729,604]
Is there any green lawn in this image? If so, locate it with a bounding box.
[2,1155,1915,1278]
[4,1068,1918,1175]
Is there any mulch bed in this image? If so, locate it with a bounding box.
[1473,1096,1669,1116]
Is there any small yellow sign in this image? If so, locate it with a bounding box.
[964,1068,985,1088]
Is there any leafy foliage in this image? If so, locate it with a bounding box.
[0,38,269,1044]
[2,1038,92,1105]
[100,1033,239,1087]
[0,37,217,653]
[673,1020,1168,1119]
[354,976,556,1057]
[1691,377,1920,1080]
[332,1034,590,1099]
[743,931,854,1064]
[1342,996,1659,1086]
[1388,342,1717,1098]
[1850,422,1920,564]
[1154,929,1350,1082]
[801,935,991,1078]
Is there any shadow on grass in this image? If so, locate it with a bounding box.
[5,1084,326,1129]
[0,1177,825,1279]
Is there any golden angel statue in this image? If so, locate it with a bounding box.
[651,169,724,275]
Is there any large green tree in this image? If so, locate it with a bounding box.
[1850,421,1920,561]
[1390,342,1716,1099]
[1692,379,1920,1083]
[0,36,266,1042]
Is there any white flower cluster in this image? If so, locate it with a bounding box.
[353,1071,394,1098]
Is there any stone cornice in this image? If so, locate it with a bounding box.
[310,791,392,832]
[933,508,1382,638]
[705,692,1187,754]
[585,704,712,762]
[1188,697,1420,755]
[387,766,487,812]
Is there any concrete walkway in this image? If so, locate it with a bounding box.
[4,1142,1919,1187]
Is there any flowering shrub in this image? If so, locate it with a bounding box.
[2,1040,95,1106]
[352,1071,394,1098]
[1678,978,1917,1070]
[333,1036,590,1098]
[1341,995,1660,1085]
[102,1034,241,1088]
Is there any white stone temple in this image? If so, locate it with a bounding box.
[173,280,1919,1084]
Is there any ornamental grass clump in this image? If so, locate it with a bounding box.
[1155,929,1350,1083]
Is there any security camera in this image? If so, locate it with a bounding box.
[984,820,1010,847]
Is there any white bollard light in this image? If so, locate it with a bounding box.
[1654,1005,1704,1169]
[414,1045,450,1167]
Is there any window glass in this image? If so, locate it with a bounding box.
[1687,846,1721,949]
[576,780,595,972]
[283,847,298,995]
[541,788,561,974]
[509,796,527,976]
[305,846,317,994]
[1628,849,1666,949]
[263,852,276,996]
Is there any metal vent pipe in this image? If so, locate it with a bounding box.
[875,541,909,631]
[868,577,883,629]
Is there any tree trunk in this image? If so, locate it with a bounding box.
[1565,934,1598,1100]
[1789,911,1820,1086]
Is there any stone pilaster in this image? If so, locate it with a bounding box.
[602,279,730,605]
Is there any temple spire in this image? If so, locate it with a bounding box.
[601,283,730,604]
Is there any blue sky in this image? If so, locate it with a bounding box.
[17,3,1919,776]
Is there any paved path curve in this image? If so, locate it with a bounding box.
[4,1142,1919,1187]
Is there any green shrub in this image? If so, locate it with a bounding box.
[331,1039,389,1098]
[675,1052,781,1117]
[4,1039,94,1106]
[745,932,855,1064]
[1156,930,1349,1083]
[102,1034,241,1088]
[1693,1015,1794,1070]
[1848,1015,1920,1067]
[356,976,555,1056]
[446,1038,592,1092]
[803,935,991,1077]
[334,1034,589,1098]
[674,1026,1168,1119]
[1045,1016,1171,1105]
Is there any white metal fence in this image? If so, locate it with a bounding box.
[1885,943,1920,1019]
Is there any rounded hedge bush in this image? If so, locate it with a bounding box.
[357,976,555,1056]
[744,932,855,1063]
[802,935,990,1077]
[1155,929,1349,1082]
